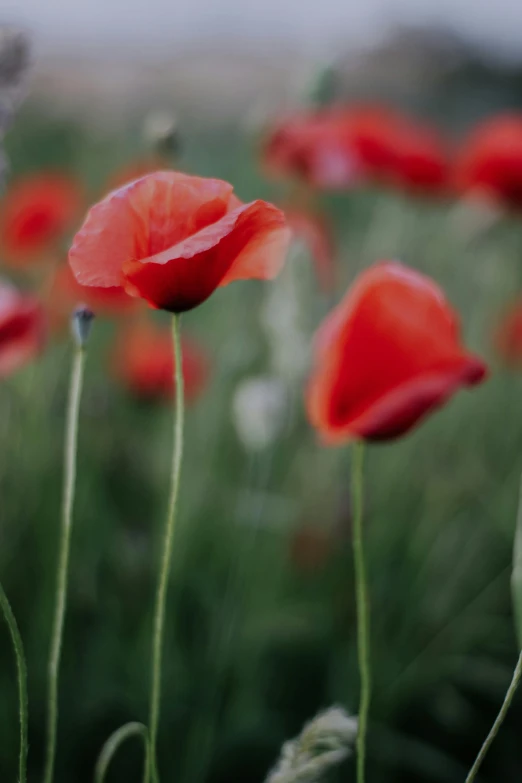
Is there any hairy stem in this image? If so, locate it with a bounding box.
[148,314,185,783]
[352,442,370,783]
[465,651,522,783]
[94,722,148,783]
[43,345,86,783]
[0,581,28,783]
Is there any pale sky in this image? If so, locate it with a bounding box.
[3,0,522,60]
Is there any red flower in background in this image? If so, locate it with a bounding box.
[495,301,522,367]
[336,105,404,179]
[263,110,361,189]
[332,106,450,194]
[48,264,138,331]
[306,261,487,443]
[69,171,290,313]
[385,121,449,194]
[455,115,522,210]
[263,106,449,195]
[285,208,336,292]
[113,320,210,403]
[0,281,46,377]
[0,173,82,265]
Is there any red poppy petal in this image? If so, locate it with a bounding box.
[311,357,486,444]
[121,200,289,312]
[69,171,234,289]
[306,260,488,443]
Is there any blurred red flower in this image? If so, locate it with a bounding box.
[385,121,449,194]
[69,171,290,313]
[0,280,46,377]
[263,106,449,195]
[495,302,522,367]
[455,115,522,210]
[285,208,336,292]
[0,173,82,265]
[306,260,487,443]
[48,263,138,330]
[112,320,210,403]
[263,109,361,189]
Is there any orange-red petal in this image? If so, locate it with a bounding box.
[122,200,290,312]
[306,261,487,443]
[69,172,234,289]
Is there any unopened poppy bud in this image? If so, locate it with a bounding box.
[71,304,94,348]
[143,110,180,157]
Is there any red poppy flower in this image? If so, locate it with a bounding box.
[48,264,138,331]
[285,208,335,292]
[337,105,404,177]
[386,122,449,194]
[0,280,46,377]
[306,261,487,443]
[495,301,522,367]
[112,320,210,403]
[69,171,290,313]
[0,173,82,265]
[263,106,449,195]
[455,115,522,210]
[263,110,361,189]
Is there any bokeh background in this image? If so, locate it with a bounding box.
[3,1,522,781]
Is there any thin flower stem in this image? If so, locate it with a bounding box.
[148,313,185,783]
[43,345,86,783]
[94,722,148,783]
[352,441,370,783]
[0,580,28,783]
[465,650,522,783]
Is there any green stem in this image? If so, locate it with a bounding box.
[0,581,28,783]
[148,314,185,783]
[465,651,522,783]
[352,442,370,783]
[94,722,148,783]
[43,345,86,783]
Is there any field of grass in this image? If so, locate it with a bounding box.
[2,102,522,783]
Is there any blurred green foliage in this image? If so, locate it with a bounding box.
[1,102,522,783]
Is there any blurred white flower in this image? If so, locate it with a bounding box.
[266,706,358,783]
[232,375,288,452]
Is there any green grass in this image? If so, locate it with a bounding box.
[1,105,522,782]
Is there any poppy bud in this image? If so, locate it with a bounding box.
[143,110,180,157]
[71,305,94,348]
